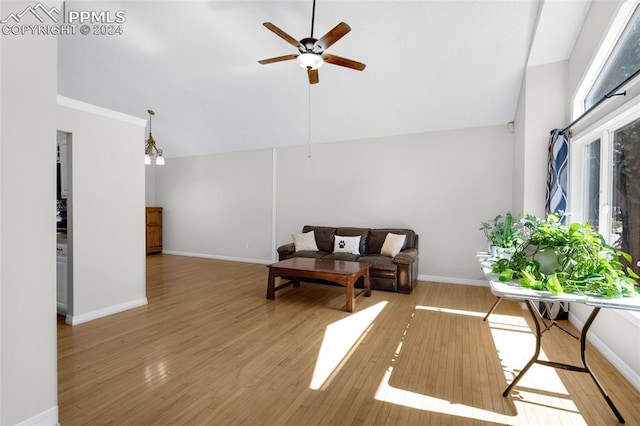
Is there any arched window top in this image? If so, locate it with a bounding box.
[584,3,640,110]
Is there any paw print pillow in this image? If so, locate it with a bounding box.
[333,235,361,255]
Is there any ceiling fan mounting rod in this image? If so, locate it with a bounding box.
[310,0,316,38]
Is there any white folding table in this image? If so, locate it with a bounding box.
[478,254,640,424]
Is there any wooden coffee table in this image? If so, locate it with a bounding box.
[266,257,371,313]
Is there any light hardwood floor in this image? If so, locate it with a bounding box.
[58,254,640,425]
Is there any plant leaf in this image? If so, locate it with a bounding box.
[619,250,632,263]
[546,273,563,294]
[499,269,514,282]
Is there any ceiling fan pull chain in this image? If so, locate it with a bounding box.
[307,83,312,158]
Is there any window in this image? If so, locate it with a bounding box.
[611,121,640,265]
[583,139,600,230]
[572,114,640,278]
[572,1,640,278]
[584,4,640,110]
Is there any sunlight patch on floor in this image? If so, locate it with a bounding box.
[373,303,586,424]
[487,311,586,424]
[488,314,557,388]
[415,304,486,318]
[143,359,169,386]
[374,305,518,424]
[309,301,388,390]
[375,365,522,424]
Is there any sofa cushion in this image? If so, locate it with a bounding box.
[369,229,415,253]
[334,235,361,255]
[302,226,336,253]
[293,231,318,252]
[291,250,330,260]
[336,227,370,255]
[369,276,397,292]
[394,248,418,265]
[381,233,407,257]
[323,252,360,262]
[358,255,396,272]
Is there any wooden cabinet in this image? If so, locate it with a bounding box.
[146,207,163,255]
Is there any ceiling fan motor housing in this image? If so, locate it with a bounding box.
[298,37,324,54]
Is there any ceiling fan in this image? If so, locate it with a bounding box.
[258,0,366,84]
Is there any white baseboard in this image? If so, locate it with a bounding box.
[66,297,148,326]
[569,312,640,392]
[418,274,488,287]
[15,406,58,426]
[162,250,273,265]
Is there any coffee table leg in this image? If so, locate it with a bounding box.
[346,282,355,313]
[266,268,276,299]
[364,272,371,297]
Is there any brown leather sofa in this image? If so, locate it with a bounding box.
[277,225,419,293]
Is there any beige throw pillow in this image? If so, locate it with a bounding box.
[293,230,319,251]
[381,233,406,257]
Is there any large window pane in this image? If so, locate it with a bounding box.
[612,119,640,275]
[585,5,640,109]
[585,139,600,230]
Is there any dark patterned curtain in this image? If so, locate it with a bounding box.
[543,128,571,319]
[545,129,570,224]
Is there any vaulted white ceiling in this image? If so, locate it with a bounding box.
[58,0,591,158]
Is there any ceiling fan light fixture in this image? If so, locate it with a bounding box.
[297,53,323,70]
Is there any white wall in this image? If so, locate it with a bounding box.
[512,61,568,218]
[0,9,59,425]
[146,165,156,206]
[154,125,514,282]
[57,98,147,324]
[512,77,527,215]
[277,127,513,281]
[156,148,274,262]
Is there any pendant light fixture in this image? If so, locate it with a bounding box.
[144,109,165,165]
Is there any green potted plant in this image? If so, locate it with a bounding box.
[491,213,639,298]
[480,212,520,257]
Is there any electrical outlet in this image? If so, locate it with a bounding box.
[245,242,249,249]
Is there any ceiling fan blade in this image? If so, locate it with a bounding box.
[317,22,351,50]
[308,69,319,84]
[323,54,366,71]
[258,54,298,65]
[263,22,301,48]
